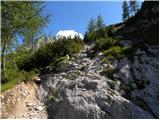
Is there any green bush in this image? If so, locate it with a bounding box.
[1,67,36,92]
[1,48,38,92]
[103,46,127,60]
[94,37,118,51]
[84,27,108,43]
[16,36,84,71]
[107,25,116,38]
[100,66,117,79]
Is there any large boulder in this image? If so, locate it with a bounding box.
[114,58,133,83]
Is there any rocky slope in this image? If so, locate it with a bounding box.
[115,1,158,45]
[37,41,158,118]
[36,1,159,119]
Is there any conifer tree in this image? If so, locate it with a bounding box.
[96,15,105,30]
[122,0,130,21]
[129,0,140,15]
[87,17,96,33]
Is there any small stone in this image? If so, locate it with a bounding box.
[26,102,33,107]
[103,64,108,67]
[24,90,28,94]
[34,76,41,82]
[35,106,43,111]
[1,95,4,99]
[98,52,103,56]
[17,98,21,101]
[22,93,26,96]
[23,114,27,117]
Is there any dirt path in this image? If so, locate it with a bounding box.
[1,82,47,119]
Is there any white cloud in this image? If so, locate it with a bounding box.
[56,30,83,39]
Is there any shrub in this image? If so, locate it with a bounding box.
[48,89,59,101]
[107,25,116,38]
[94,37,118,51]
[84,27,108,43]
[100,66,116,79]
[103,46,127,59]
[14,48,33,71]
[16,37,84,71]
[2,51,37,92]
[1,68,36,92]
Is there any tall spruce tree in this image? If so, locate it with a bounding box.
[87,17,96,33]
[96,15,105,30]
[122,0,130,21]
[129,0,140,15]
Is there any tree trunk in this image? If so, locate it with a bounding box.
[1,40,7,81]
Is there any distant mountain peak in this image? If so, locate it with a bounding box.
[56,30,83,39]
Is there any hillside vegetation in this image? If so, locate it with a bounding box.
[2,36,84,92]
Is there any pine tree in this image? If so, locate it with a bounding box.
[87,17,96,33]
[96,15,105,30]
[122,0,130,21]
[129,0,140,15]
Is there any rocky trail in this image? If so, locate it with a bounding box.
[1,82,47,119]
[1,43,159,119]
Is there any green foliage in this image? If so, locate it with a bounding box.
[103,46,127,59]
[107,25,116,38]
[16,37,84,71]
[87,17,96,33]
[1,80,17,92]
[122,1,130,21]
[48,89,59,101]
[1,49,37,92]
[84,27,108,43]
[100,66,116,79]
[84,15,106,43]
[1,1,49,46]
[14,49,33,71]
[49,56,68,68]
[1,67,36,92]
[102,55,115,63]
[1,1,49,83]
[94,37,118,51]
[129,0,140,15]
[96,15,105,30]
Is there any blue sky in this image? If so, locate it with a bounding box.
[43,1,124,36]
